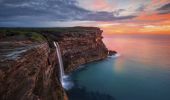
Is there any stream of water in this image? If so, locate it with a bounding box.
[54,42,73,90]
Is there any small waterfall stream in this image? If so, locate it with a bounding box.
[53,42,73,90]
[54,42,65,80]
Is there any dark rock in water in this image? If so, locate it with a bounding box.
[108,50,117,56]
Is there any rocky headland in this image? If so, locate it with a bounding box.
[0,27,115,100]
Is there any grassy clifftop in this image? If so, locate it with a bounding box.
[0,27,101,42]
[0,30,46,42]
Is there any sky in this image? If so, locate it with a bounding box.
[0,0,170,35]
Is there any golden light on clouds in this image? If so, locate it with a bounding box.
[99,22,170,35]
[98,11,170,35]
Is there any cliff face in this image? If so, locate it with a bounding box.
[42,27,108,73]
[0,40,66,100]
[60,29,108,73]
[0,27,108,100]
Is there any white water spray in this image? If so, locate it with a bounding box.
[53,42,73,90]
[108,53,121,58]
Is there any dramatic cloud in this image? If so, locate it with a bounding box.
[113,9,125,17]
[157,3,170,14]
[1,0,169,31]
[0,0,88,21]
[136,5,146,12]
[0,0,136,26]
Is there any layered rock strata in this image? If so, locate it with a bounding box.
[0,27,109,100]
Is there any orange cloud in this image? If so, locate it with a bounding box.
[100,23,141,35]
[99,21,170,35]
[78,0,170,35]
[135,13,170,21]
[91,0,113,11]
[137,0,170,19]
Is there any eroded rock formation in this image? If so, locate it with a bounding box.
[0,41,66,100]
[0,27,109,100]
[42,27,108,73]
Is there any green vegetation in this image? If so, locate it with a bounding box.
[0,27,100,42]
[0,26,100,33]
[26,32,46,42]
[0,29,46,42]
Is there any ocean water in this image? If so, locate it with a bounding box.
[67,35,170,100]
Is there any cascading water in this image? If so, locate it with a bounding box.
[53,42,73,90]
[54,42,65,80]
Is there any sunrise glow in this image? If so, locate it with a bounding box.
[0,0,170,35]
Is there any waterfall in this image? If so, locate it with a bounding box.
[54,42,65,79]
[53,42,73,90]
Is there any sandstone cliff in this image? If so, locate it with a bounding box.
[42,27,108,73]
[0,27,108,100]
[0,41,66,100]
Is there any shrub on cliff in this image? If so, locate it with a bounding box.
[25,32,46,42]
[0,30,46,42]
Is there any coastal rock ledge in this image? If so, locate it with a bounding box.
[0,27,109,100]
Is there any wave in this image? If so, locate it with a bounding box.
[108,53,120,58]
